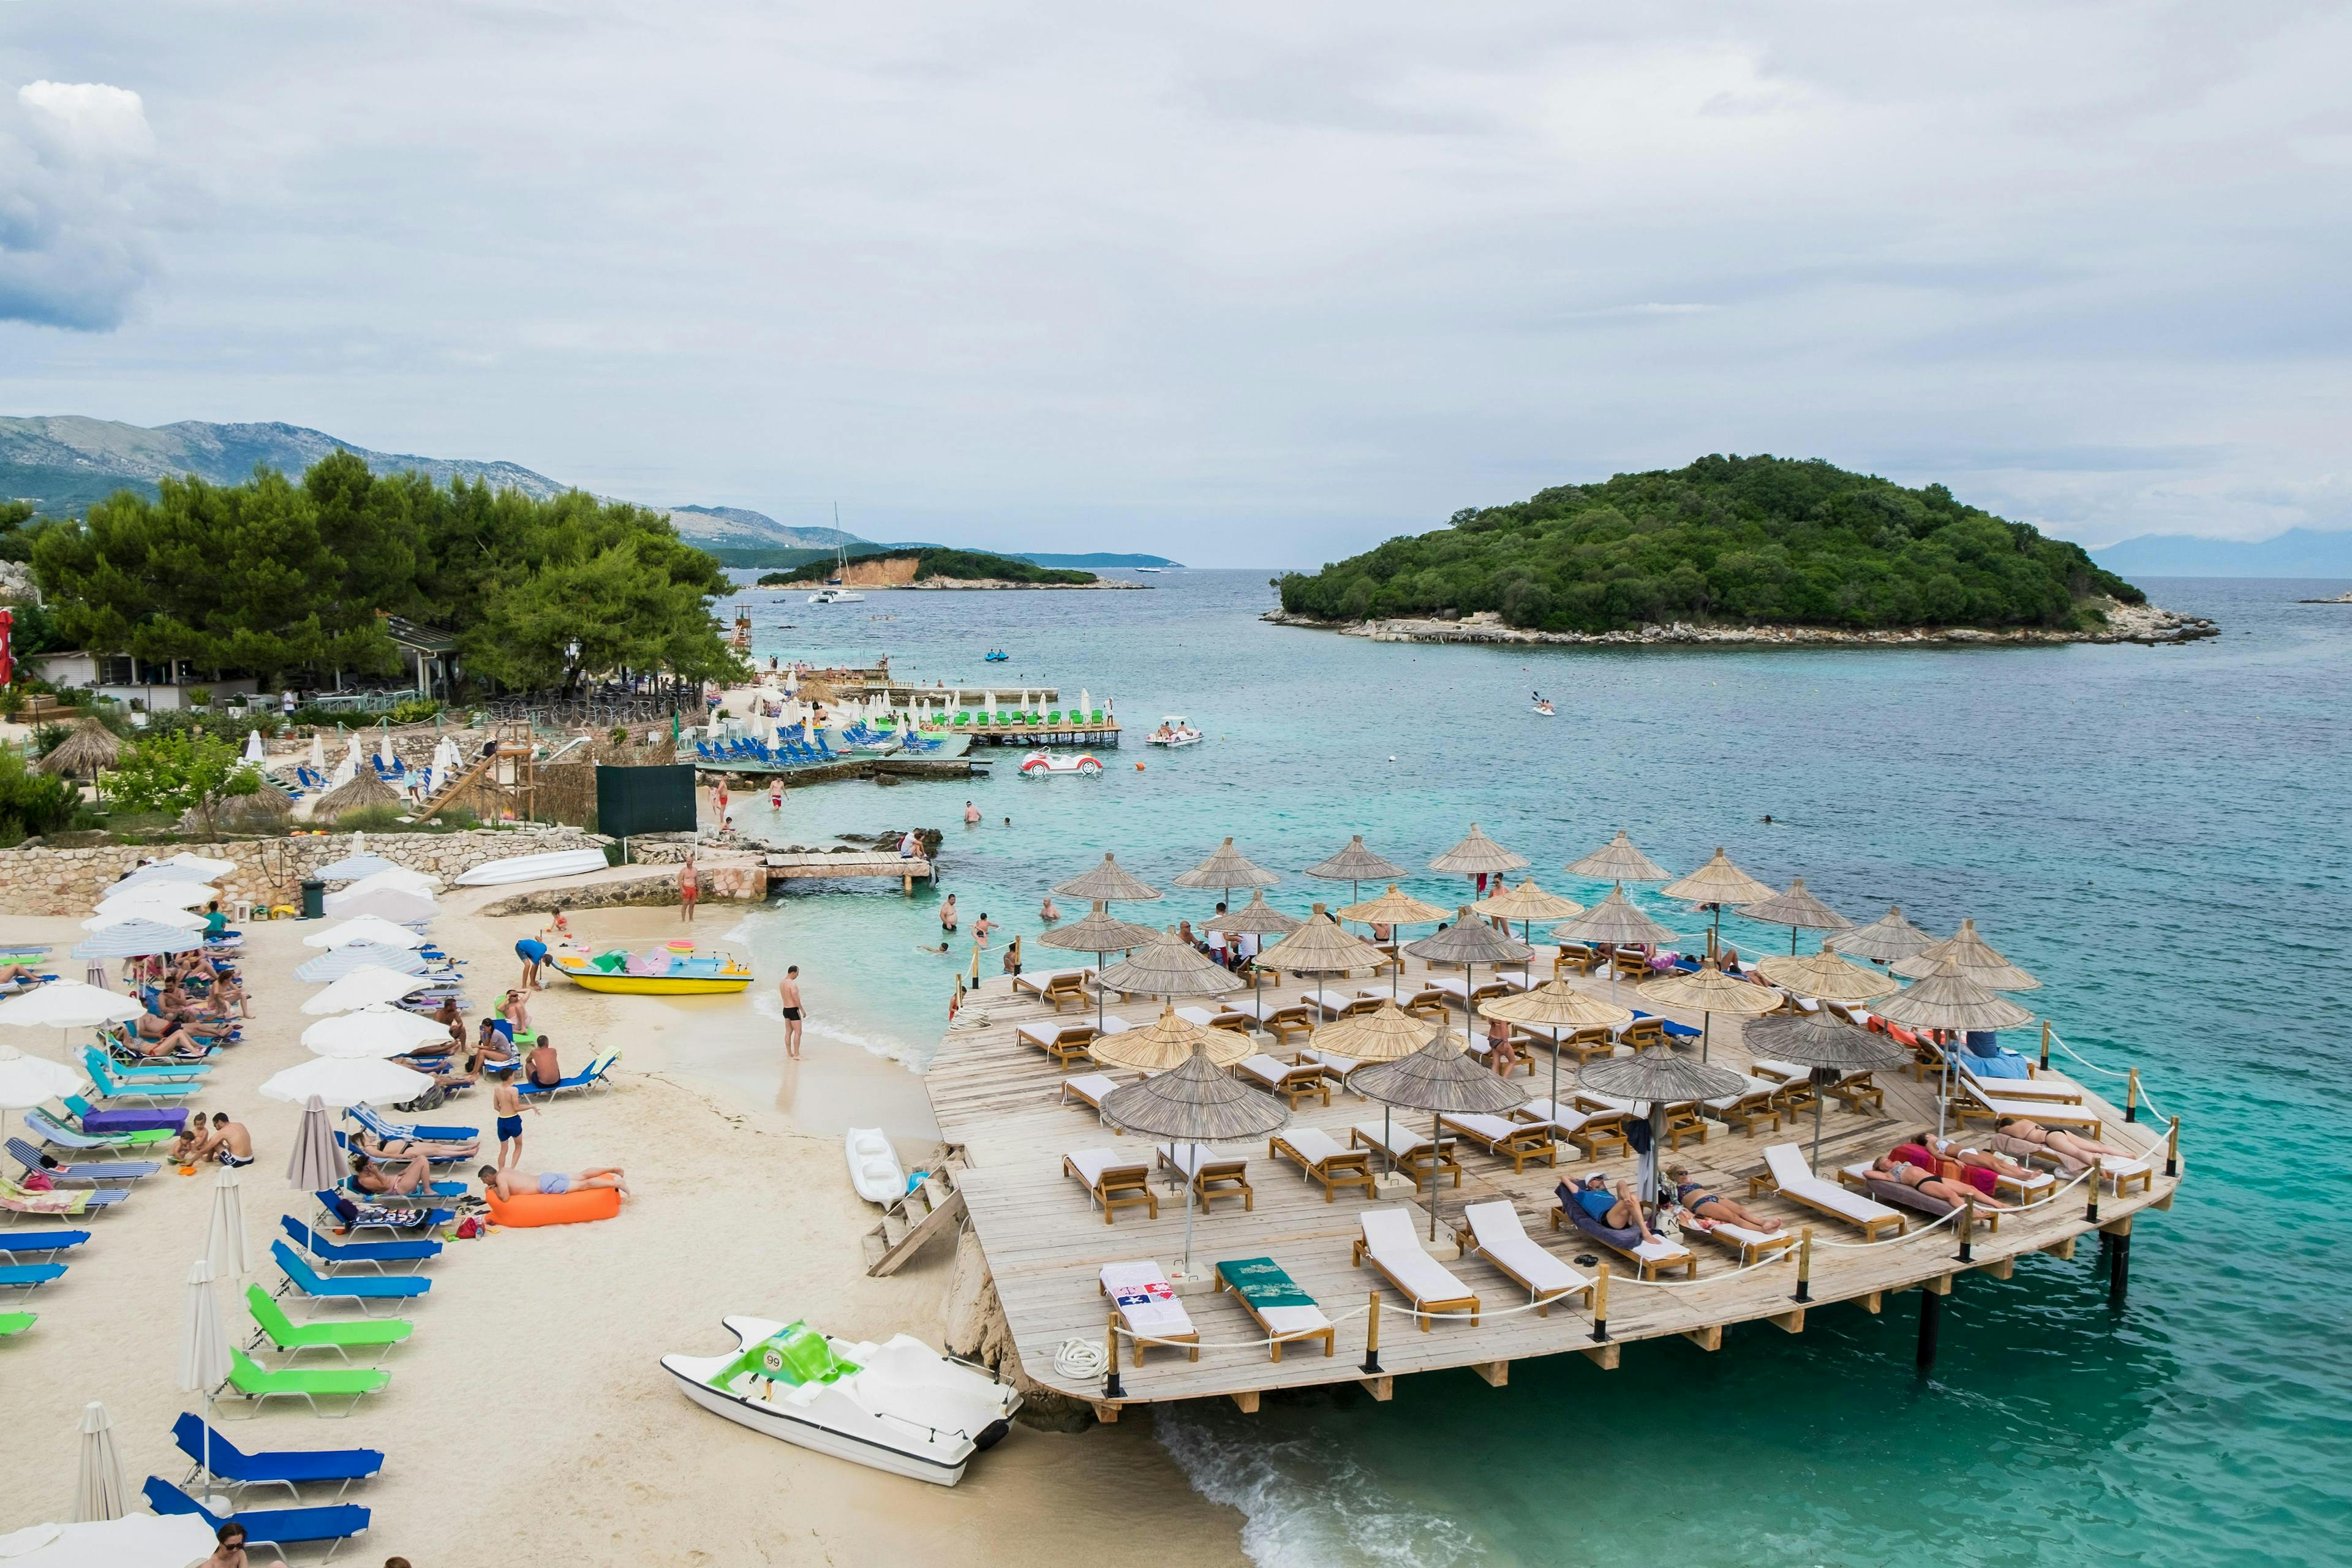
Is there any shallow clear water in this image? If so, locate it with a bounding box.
[721,570,2352,1567]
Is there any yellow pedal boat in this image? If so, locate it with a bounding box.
[552,946,755,995]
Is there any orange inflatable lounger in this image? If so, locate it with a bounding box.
[485,1187,621,1227]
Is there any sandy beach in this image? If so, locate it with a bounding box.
[0,885,1247,1564]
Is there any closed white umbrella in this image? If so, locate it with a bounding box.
[203,1166,250,1281]
[260,1055,434,1107]
[1079,688,1092,719]
[309,733,326,772]
[285,1093,342,1191]
[301,967,432,1015]
[70,1401,128,1523]
[176,1258,233,1510]
[242,730,264,764]
[300,1004,447,1058]
[331,739,359,788]
[301,915,428,951]
[323,888,435,925]
[375,729,395,767]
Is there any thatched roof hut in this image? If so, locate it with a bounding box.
[183,787,293,834]
[310,769,402,820]
[37,718,121,779]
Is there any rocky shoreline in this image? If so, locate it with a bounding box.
[1260,597,2218,649]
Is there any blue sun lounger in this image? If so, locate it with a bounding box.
[342,1103,477,1145]
[143,1474,370,1562]
[172,1411,384,1502]
[271,1240,430,1316]
[0,1229,89,1262]
[6,1137,157,1186]
[88,1044,213,1084]
[311,1193,453,1237]
[331,1130,470,1169]
[0,1262,67,1296]
[80,1054,202,1107]
[279,1216,440,1275]
[516,1053,619,1101]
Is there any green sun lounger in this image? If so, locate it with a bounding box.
[221,1346,388,1417]
[246,1284,412,1365]
[0,1311,33,1338]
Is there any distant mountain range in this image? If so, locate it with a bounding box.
[2094,528,2352,578]
[0,415,1183,566]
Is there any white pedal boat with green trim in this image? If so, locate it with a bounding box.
[661,1316,1019,1485]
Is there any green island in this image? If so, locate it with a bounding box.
[761,548,1100,587]
[1276,454,2162,638]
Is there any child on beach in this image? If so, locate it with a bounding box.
[492,1075,536,1170]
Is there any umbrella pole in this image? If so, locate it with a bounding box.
[1182,1170,1197,1280]
[1811,1091,1825,1174]
[1429,1110,1442,1242]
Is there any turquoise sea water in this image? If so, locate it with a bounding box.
[722,570,2351,1567]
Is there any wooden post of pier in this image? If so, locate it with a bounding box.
[1793,1227,1812,1303]
[2086,1165,2101,1225]
[2039,1019,2051,1071]
[1916,1286,1942,1374]
[1103,1312,1124,1400]
[1589,1262,1611,1343]
[2166,1116,2180,1177]
[1956,1197,1975,1264]
[2125,1067,2140,1123]
[1360,1292,1382,1374]
[2108,1226,2131,1311]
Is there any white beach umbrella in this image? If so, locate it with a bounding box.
[163,853,236,877]
[242,729,265,764]
[110,861,217,892]
[309,733,326,772]
[323,888,436,926]
[311,850,400,882]
[70,1401,128,1523]
[0,982,144,1030]
[292,941,432,984]
[329,745,357,789]
[176,1258,233,1510]
[982,690,995,714]
[300,1004,447,1058]
[0,1514,219,1567]
[1080,688,1092,719]
[72,918,205,958]
[260,1055,434,1107]
[302,914,428,951]
[0,1044,85,1143]
[81,906,205,934]
[203,1166,251,1281]
[286,1094,342,1191]
[96,880,216,910]
[330,865,439,899]
[301,966,432,1015]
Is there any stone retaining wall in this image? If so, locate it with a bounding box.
[0,826,611,914]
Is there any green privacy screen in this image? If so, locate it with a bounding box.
[596,764,697,837]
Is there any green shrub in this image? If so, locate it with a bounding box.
[388,698,444,725]
[0,747,86,845]
[334,804,410,832]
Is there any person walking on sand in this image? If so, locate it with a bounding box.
[779,965,805,1060]
[679,855,699,922]
[492,1074,536,1170]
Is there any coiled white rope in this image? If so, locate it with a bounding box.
[1051,1338,1108,1378]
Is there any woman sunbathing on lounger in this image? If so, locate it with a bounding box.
[0,962,43,987]
[1917,1133,2039,1187]
[1567,1174,1659,1243]
[1664,1164,1782,1232]
[1992,1117,2135,1174]
[350,1150,432,1196]
[354,1129,477,1161]
[1872,1155,2017,1210]
[211,971,249,1019]
[123,1016,206,1059]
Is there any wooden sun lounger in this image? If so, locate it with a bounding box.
[1461,1034,1535,1079]
[1679,1213,1798,1266]
[1234,1054,1332,1109]
[1394,986,1450,1021]
[1229,996,1316,1045]
[1954,1088,2104,1137]
[1548,1199,1697,1280]
[1300,989,1381,1020]
[1954,1061,2084,1104]
[1575,1091,1709,1149]
[1099,1261,1196,1365]
[1452,1200,1592,1315]
[1615,1016,1666,1050]
[1349,1123,1462,1193]
[1516,1023,1618,1066]
[1216,1258,1335,1361]
[1554,943,1602,977]
[1175,1005,1254,1036]
[1751,1144,1904,1242]
[1013,967,1093,1012]
[1017,1020,1101,1068]
[1354,1208,1479,1330]
[1295,1047,1362,1095]
[1512,1099,1630,1161]
[1156,1143,1253,1212]
[1439,1113,1558,1174]
[1063,1150,1156,1224]
[1699,1079,1787,1137]
[1058,1073,1121,1123]
[1267,1129,1374,1202]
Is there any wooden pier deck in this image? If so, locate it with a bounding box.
[765,850,934,891]
[925,952,2180,1416]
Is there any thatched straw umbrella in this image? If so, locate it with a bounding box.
[1101,1037,1289,1278]
[1662,849,1776,954]
[1471,877,1585,983]
[182,788,292,835]
[1336,884,1447,1000]
[1824,905,1937,965]
[1256,905,1389,981]
[1052,853,1162,905]
[1739,876,1855,954]
[1428,823,1528,908]
[37,718,121,781]
[1088,1003,1253,1073]
[1036,902,1164,1031]
[1481,980,1634,1114]
[1170,839,1279,910]
[1871,959,2040,1134]
[1551,885,1682,1001]
[1310,998,1441,1163]
[310,769,401,821]
[1743,1014,1909,1172]
[1751,949,1900,1006]
[1353,1030,1529,1238]
[1404,907,1532,1088]
[1565,831,1670,883]
[1579,1048,1748,1206]
[1304,835,1405,903]
[1095,929,1243,1005]
[1639,959,1783,1063]
[1202,891,1302,1019]
[1892,918,2040,991]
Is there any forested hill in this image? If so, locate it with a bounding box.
[1279,455,2146,635]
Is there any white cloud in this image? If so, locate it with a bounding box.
[0,4,2346,556]
[0,80,163,330]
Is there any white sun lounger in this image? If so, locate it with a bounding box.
[1349,1122,1461,1189]
[1458,1200,1590,1313]
[1438,1112,1558,1172]
[1234,1053,1332,1107]
[1099,1259,1197,1365]
[1959,1085,2103,1134]
[1839,1156,2054,1204]
[1064,1148,1155,1224]
[1175,1005,1252,1034]
[1700,1077,1788,1136]
[1155,1142,1253,1210]
[1512,1098,1631,1158]
[1954,1060,2083,1103]
[1300,1045,1359,1080]
[1353,1207,1479,1329]
[1300,988,1378,1019]
[1676,1212,1796,1265]
[1756,1144,1905,1242]
[1266,1126,1376,1200]
[1058,1073,1121,1120]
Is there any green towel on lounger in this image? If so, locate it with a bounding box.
[1218,1257,1314,1310]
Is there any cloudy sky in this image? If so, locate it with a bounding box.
[2,1,2346,564]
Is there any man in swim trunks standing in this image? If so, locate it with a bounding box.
[491,1074,535,1171]
[678,855,698,923]
[778,965,804,1061]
